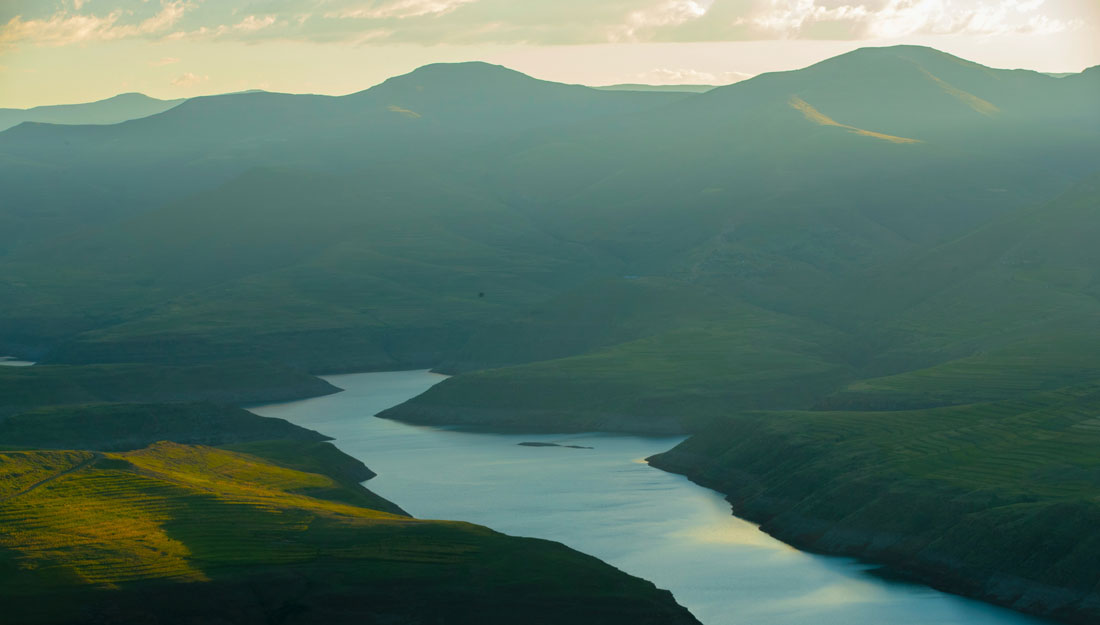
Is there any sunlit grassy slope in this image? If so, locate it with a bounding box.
[1,442,698,625]
[789,96,922,143]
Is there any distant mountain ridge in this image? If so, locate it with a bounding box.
[594,84,717,93]
[0,92,185,132]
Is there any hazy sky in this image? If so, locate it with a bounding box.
[2,0,1098,108]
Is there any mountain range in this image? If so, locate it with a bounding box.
[0,92,185,132]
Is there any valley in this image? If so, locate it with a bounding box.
[1,44,1097,623]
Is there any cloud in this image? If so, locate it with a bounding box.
[611,0,715,41]
[331,0,480,19]
[745,0,1084,40]
[151,56,180,65]
[170,71,207,86]
[0,0,1089,47]
[0,1,190,47]
[639,67,753,83]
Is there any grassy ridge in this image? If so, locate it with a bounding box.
[648,385,1100,623]
[0,443,699,624]
[0,360,337,414]
[386,322,852,432]
[383,277,856,432]
[0,402,328,452]
[223,439,407,515]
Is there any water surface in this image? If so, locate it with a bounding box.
[251,370,1049,625]
[0,357,34,366]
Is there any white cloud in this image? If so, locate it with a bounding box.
[640,67,753,83]
[164,14,282,41]
[330,0,479,19]
[0,1,190,47]
[612,0,715,41]
[233,15,278,32]
[170,71,207,86]
[0,0,1090,47]
[151,56,180,65]
[747,0,1083,39]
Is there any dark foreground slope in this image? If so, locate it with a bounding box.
[0,443,699,625]
[0,402,329,452]
[0,360,338,416]
[648,385,1100,624]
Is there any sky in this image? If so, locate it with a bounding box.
[1,0,1098,108]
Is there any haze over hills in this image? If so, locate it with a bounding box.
[2,45,1099,623]
[594,84,718,93]
[0,93,185,132]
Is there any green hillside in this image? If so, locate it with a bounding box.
[649,384,1100,623]
[0,443,699,624]
[0,402,328,452]
[0,360,337,414]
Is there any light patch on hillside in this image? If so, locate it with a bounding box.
[789,96,922,144]
[388,104,422,118]
[918,67,1000,116]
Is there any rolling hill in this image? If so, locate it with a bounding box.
[0,442,699,624]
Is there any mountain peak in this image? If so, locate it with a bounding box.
[813,45,990,72]
[360,61,559,97]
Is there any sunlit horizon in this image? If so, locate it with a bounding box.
[3,0,1098,108]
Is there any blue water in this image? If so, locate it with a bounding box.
[250,369,1050,625]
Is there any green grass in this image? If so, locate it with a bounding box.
[385,286,855,431]
[0,442,698,624]
[649,383,1100,621]
[224,439,406,515]
[0,402,327,452]
[821,335,1100,410]
[0,360,337,415]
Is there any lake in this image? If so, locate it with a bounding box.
[250,369,1050,625]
